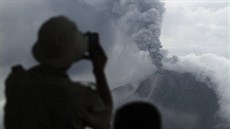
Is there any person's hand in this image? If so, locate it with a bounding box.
[89,41,107,71]
[82,33,107,71]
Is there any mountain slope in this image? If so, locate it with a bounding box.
[112,70,220,129]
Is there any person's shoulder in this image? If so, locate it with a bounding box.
[6,65,26,83]
[6,65,44,87]
[10,65,26,75]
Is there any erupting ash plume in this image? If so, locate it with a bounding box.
[112,0,165,70]
[111,0,230,127]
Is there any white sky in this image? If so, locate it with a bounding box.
[161,0,229,58]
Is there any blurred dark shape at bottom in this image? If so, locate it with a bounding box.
[114,102,161,129]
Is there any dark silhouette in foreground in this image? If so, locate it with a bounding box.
[4,16,112,129]
[114,102,161,129]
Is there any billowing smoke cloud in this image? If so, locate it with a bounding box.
[163,53,230,127]
[112,0,165,70]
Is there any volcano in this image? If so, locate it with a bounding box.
[112,70,221,129]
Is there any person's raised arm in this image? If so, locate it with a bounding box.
[85,33,112,107]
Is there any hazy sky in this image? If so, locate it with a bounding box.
[0,0,229,128]
[161,0,229,58]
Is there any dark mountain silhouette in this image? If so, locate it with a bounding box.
[112,70,221,129]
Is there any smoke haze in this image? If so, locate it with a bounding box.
[163,53,230,125]
[112,0,165,69]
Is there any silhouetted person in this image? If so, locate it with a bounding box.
[4,16,112,129]
[114,102,161,129]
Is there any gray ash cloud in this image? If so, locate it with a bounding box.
[112,0,165,70]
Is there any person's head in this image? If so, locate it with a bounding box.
[32,16,88,68]
[114,101,161,129]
